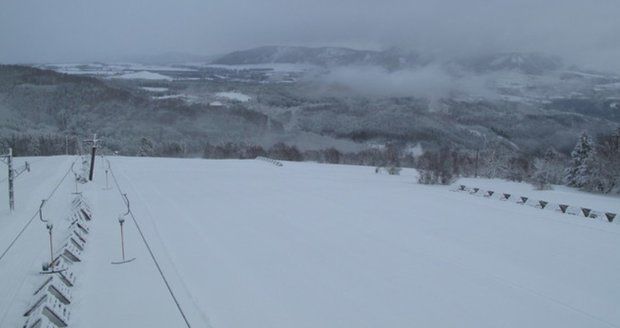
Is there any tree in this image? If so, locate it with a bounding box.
[138,137,155,157]
[531,158,553,190]
[269,143,303,161]
[581,153,607,192]
[581,129,620,193]
[565,132,594,188]
[417,147,455,185]
[245,145,266,159]
[505,155,531,182]
[160,142,185,157]
[323,148,341,164]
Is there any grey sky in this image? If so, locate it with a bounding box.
[1,0,619,71]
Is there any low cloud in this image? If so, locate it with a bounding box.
[315,65,496,99]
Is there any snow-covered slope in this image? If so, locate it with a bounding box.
[1,156,619,328]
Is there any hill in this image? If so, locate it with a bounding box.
[212,46,424,70]
[0,156,619,327]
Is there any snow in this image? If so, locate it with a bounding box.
[153,94,198,101]
[595,82,620,91]
[140,87,169,92]
[153,94,184,100]
[206,63,316,73]
[1,156,620,328]
[215,91,251,102]
[403,143,424,157]
[113,71,173,81]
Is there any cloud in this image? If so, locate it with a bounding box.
[315,65,495,99]
[0,0,619,72]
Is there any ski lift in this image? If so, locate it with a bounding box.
[112,193,136,265]
[38,200,66,275]
[103,160,112,190]
[69,163,82,195]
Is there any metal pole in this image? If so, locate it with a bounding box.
[88,134,97,181]
[47,223,54,270]
[89,147,96,181]
[8,148,14,212]
[120,221,126,261]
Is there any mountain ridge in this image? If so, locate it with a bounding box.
[212,45,566,75]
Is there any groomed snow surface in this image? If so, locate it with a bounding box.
[1,156,620,328]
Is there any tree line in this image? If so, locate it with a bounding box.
[2,128,619,194]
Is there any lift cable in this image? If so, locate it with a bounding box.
[105,158,192,328]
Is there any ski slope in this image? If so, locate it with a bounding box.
[1,156,620,328]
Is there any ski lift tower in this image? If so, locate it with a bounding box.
[1,148,14,211]
[83,134,100,181]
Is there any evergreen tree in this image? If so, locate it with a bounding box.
[581,129,620,193]
[565,132,594,188]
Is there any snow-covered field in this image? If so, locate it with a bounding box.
[141,87,169,93]
[112,71,173,81]
[215,91,251,102]
[1,156,619,328]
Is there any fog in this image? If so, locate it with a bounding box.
[1,0,619,71]
[317,65,496,99]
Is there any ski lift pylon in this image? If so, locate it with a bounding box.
[112,193,135,265]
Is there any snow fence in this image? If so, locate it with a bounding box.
[256,156,284,167]
[453,184,617,223]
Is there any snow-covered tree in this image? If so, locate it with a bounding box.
[531,158,553,190]
[417,148,455,185]
[530,147,566,189]
[565,132,594,188]
[581,154,607,192]
[581,129,620,193]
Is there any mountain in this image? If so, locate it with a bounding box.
[211,46,425,70]
[213,46,570,76]
[456,52,564,75]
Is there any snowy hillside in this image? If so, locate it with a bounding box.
[211,46,424,69]
[1,156,619,327]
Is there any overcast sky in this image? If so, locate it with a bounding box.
[1,0,619,71]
